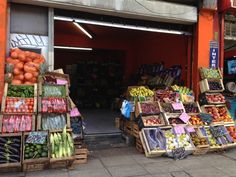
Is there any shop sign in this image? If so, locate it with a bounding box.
[209,41,218,68]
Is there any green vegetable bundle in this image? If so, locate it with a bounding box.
[7,84,34,98]
[43,85,66,97]
[24,143,48,160]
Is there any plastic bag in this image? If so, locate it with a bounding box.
[120,100,132,119]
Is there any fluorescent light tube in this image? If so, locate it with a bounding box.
[54,16,191,35]
[73,22,93,39]
[54,46,92,50]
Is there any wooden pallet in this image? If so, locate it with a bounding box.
[74,148,88,164]
[124,120,134,135]
[132,123,139,138]
[135,138,144,153]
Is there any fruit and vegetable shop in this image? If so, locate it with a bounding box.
[1,0,236,172]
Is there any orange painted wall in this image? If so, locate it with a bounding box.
[192,10,214,96]
[0,0,7,100]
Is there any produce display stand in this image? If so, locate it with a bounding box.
[0,133,22,171]
[200,79,224,93]
[135,101,161,118]
[0,114,36,133]
[22,131,50,172]
[135,136,144,153]
[199,67,222,80]
[38,83,69,97]
[36,113,71,131]
[182,102,201,115]
[3,83,38,97]
[132,122,140,138]
[50,156,75,169]
[141,114,166,127]
[1,96,38,114]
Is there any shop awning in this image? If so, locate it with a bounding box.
[10,0,197,25]
[219,0,236,12]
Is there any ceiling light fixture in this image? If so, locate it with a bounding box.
[73,22,93,39]
[54,46,92,51]
[54,16,191,35]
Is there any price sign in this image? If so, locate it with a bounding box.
[199,113,212,124]
[172,147,187,160]
[57,79,68,85]
[186,126,195,133]
[174,125,185,134]
[172,102,184,110]
[179,113,190,123]
[70,107,81,117]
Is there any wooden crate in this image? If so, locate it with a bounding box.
[193,145,210,155]
[74,148,88,164]
[115,117,121,129]
[0,133,22,170]
[141,114,166,127]
[205,93,226,104]
[22,131,50,172]
[200,79,224,93]
[44,72,70,86]
[38,97,70,114]
[163,113,188,126]
[182,102,201,115]
[201,104,234,125]
[159,102,185,114]
[50,156,75,169]
[132,123,139,138]
[199,67,222,80]
[124,120,134,135]
[37,113,71,131]
[4,83,38,97]
[38,83,69,97]
[140,130,166,157]
[1,96,37,114]
[0,114,36,133]
[135,138,144,153]
[135,101,160,118]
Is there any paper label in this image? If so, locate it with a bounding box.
[186,126,195,133]
[172,102,183,110]
[57,79,68,85]
[179,113,190,123]
[70,107,81,117]
[174,125,185,134]
[14,100,24,109]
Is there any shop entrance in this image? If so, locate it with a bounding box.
[53,10,193,137]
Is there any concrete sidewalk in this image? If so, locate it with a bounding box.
[1,147,236,177]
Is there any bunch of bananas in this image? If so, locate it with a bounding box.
[171,85,192,95]
[129,86,154,97]
[50,126,74,158]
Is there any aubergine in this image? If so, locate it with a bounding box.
[12,138,21,143]
[0,160,7,164]
[6,146,19,154]
[0,137,7,143]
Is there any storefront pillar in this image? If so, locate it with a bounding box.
[193,9,214,97]
[0,0,7,101]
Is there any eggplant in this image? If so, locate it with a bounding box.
[0,160,7,164]
[0,137,7,143]
[12,138,20,143]
[6,145,19,154]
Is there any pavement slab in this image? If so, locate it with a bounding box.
[142,161,181,174]
[185,167,230,177]
[107,164,149,177]
[69,168,111,177]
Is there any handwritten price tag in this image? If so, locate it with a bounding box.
[70,108,81,117]
[57,79,68,85]
[186,126,195,133]
[172,102,184,110]
[179,113,190,123]
[174,125,185,134]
